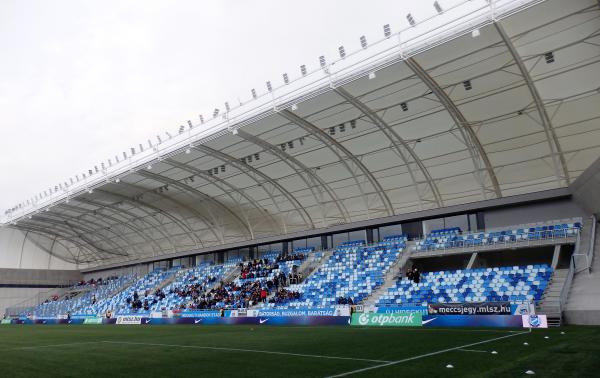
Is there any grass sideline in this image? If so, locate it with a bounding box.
[0,325,599,377]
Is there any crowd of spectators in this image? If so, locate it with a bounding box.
[76,276,119,287]
[405,267,421,284]
[337,296,354,305]
[269,288,301,305]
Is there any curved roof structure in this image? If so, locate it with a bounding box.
[3,0,600,266]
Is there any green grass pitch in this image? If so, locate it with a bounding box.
[1,325,599,377]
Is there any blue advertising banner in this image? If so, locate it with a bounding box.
[375,306,428,315]
[255,308,337,317]
[180,310,222,318]
[421,315,524,328]
[142,316,350,326]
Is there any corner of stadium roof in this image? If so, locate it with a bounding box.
[3,0,600,267]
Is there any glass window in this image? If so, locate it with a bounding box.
[306,237,321,250]
[348,229,366,242]
[423,218,445,235]
[332,232,348,248]
[378,224,402,240]
[444,215,469,233]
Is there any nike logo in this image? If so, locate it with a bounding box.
[194,319,202,324]
[145,319,151,324]
[42,321,46,324]
[422,318,437,325]
[67,320,72,324]
[259,318,268,324]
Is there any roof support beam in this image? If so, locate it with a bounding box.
[56,201,163,256]
[137,170,252,241]
[494,22,570,186]
[235,129,351,225]
[96,187,209,249]
[36,209,137,254]
[12,225,96,263]
[404,57,502,199]
[164,158,282,235]
[334,87,444,209]
[279,109,395,217]
[24,215,129,257]
[15,218,126,260]
[195,145,315,231]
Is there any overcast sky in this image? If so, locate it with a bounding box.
[0,0,455,213]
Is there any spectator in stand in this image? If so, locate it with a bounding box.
[406,269,414,282]
[412,268,421,284]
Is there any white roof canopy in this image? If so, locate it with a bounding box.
[5,0,600,266]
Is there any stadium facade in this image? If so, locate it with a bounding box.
[1,0,599,325]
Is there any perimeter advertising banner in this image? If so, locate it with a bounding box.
[421,315,524,328]
[522,314,548,329]
[350,312,422,327]
[1,319,11,324]
[427,302,511,315]
[83,317,103,324]
[116,315,143,325]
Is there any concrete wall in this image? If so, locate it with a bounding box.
[0,227,78,270]
[0,287,60,316]
[483,198,585,230]
[570,155,600,216]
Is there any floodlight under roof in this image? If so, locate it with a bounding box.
[213,108,220,118]
[319,55,326,68]
[266,81,272,92]
[360,36,367,49]
[300,65,307,76]
[283,73,289,84]
[251,88,257,99]
[407,13,416,26]
[383,24,391,38]
[338,46,346,58]
[225,102,230,112]
[434,1,443,14]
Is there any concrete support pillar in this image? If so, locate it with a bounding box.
[467,252,478,269]
[552,244,562,269]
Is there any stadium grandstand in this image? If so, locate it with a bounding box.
[1,0,600,376]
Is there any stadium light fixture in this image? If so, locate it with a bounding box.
[291,104,298,111]
[368,72,376,80]
[187,120,193,129]
[433,1,443,14]
[225,102,230,112]
[472,29,480,38]
[251,88,257,99]
[266,81,272,92]
[147,164,152,170]
[360,36,367,49]
[156,135,162,144]
[87,189,93,194]
[213,108,220,118]
[199,114,204,124]
[179,125,184,134]
[300,65,307,76]
[319,55,326,68]
[400,102,408,111]
[407,13,416,27]
[185,148,191,154]
[383,24,391,38]
[283,73,289,84]
[338,46,346,59]
[115,178,120,183]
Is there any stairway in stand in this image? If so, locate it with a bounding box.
[536,269,568,327]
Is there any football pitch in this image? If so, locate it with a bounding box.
[1,325,599,377]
